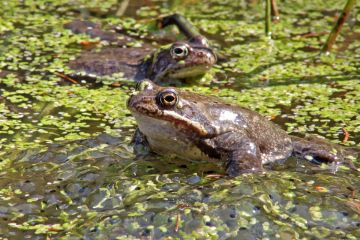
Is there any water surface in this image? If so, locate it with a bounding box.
[0,0,359,239]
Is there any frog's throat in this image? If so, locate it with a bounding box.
[142,109,209,137]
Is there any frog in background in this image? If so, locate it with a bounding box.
[63,14,217,84]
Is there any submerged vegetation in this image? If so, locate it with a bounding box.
[0,0,359,239]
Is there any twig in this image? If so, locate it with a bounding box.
[158,13,201,40]
[265,0,272,37]
[55,72,79,84]
[342,127,349,144]
[271,0,280,22]
[175,213,181,232]
[111,82,122,87]
[322,0,356,53]
[205,174,225,179]
[79,40,100,47]
[177,204,190,209]
[345,200,360,214]
[291,31,328,38]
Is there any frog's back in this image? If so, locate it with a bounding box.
[68,47,153,78]
[196,97,294,164]
[238,107,293,163]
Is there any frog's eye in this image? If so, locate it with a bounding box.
[157,90,178,108]
[170,44,189,59]
[137,80,153,91]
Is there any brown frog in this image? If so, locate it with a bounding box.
[63,15,217,83]
[127,81,358,176]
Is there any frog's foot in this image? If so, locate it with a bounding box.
[343,146,359,170]
[64,20,100,35]
[158,13,201,40]
[291,135,358,169]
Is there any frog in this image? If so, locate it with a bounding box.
[127,81,358,176]
[63,14,217,84]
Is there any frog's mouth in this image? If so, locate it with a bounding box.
[166,65,211,79]
[131,110,209,138]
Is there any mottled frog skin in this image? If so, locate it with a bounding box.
[64,18,216,83]
[127,81,357,176]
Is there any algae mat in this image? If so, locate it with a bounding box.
[0,0,359,239]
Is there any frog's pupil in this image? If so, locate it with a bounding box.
[164,95,175,103]
[174,48,183,55]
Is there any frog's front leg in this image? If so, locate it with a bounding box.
[131,128,151,156]
[210,132,263,176]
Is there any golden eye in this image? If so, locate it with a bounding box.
[170,44,189,59]
[157,90,178,108]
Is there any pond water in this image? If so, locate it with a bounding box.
[0,0,359,239]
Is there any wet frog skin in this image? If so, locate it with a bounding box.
[64,18,216,83]
[127,81,357,176]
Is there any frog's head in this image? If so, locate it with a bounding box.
[127,80,216,137]
[147,37,217,82]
